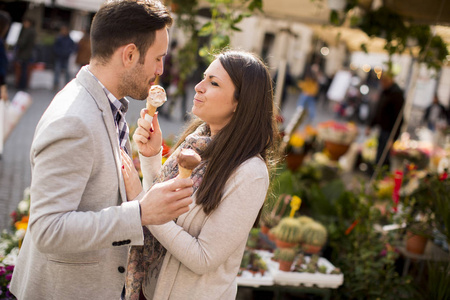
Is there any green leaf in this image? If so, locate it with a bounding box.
[198,22,213,36]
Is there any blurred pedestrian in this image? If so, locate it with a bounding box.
[0,10,11,100]
[366,72,404,167]
[422,94,447,131]
[15,17,36,90]
[75,28,91,69]
[296,70,319,122]
[53,25,75,90]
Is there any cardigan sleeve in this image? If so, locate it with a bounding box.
[139,147,163,191]
[147,157,269,275]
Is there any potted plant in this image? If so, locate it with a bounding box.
[284,126,317,171]
[301,221,328,254]
[272,217,303,248]
[317,120,358,161]
[296,215,315,226]
[246,228,260,250]
[293,252,305,272]
[256,258,268,276]
[405,222,432,255]
[278,248,296,272]
[398,169,437,255]
[261,194,292,235]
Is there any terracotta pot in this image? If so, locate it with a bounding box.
[276,239,297,249]
[302,243,322,254]
[261,225,270,235]
[279,260,293,272]
[406,231,428,255]
[268,231,276,241]
[285,153,305,171]
[324,141,350,161]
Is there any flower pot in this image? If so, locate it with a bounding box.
[268,230,276,241]
[324,141,350,161]
[275,239,297,249]
[279,260,293,272]
[285,152,305,171]
[406,231,428,255]
[302,243,322,254]
[261,225,270,235]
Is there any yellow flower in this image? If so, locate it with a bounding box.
[15,216,29,231]
[289,133,305,148]
[289,195,302,217]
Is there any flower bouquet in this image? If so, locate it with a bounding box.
[317,121,358,161]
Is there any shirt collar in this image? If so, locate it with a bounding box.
[85,66,129,114]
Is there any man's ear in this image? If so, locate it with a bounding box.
[121,43,139,67]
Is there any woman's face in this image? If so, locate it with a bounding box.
[192,59,237,135]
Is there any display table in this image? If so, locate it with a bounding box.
[237,250,344,300]
[397,240,450,281]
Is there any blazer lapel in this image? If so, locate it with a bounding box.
[76,68,127,204]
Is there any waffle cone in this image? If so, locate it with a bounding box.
[178,166,192,179]
[146,104,157,116]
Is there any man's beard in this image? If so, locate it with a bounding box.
[118,63,154,100]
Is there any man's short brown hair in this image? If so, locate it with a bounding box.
[91,0,172,64]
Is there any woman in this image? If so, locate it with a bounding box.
[122,50,278,299]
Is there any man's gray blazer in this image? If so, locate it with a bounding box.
[10,67,145,299]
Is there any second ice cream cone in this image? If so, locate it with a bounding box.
[177,149,201,179]
[178,167,193,179]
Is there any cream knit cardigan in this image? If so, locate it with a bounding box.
[139,154,269,299]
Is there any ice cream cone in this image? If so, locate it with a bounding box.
[146,103,157,116]
[178,166,193,179]
[177,149,201,179]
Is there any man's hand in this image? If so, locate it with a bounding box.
[140,178,193,225]
[132,109,162,157]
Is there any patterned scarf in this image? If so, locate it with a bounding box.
[125,123,211,300]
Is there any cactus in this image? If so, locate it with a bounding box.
[296,215,314,226]
[272,248,281,262]
[278,248,296,262]
[318,265,328,274]
[301,221,328,246]
[240,250,251,268]
[272,217,303,243]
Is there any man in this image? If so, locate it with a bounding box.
[422,94,447,131]
[366,72,405,167]
[15,17,36,90]
[53,25,75,90]
[10,1,193,299]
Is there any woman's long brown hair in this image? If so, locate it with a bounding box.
[175,51,278,215]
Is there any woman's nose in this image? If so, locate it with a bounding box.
[194,81,204,93]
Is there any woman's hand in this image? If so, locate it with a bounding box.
[120,148,143,201]
[132,109,163,157]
